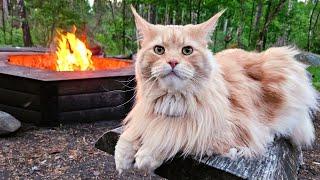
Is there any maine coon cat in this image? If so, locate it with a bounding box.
[114,6,318,173]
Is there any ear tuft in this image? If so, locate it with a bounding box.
[198,9,226,41]
[130,5,152,43]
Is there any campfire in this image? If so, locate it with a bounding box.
[0,27,135,126]
[7,27,131,72]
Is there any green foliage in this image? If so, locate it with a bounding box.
[0,0,320,55]
[307,66,320,91]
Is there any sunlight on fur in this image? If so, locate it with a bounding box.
[114,5,318,173]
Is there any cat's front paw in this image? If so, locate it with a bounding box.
[134,151,163,172]
[114,139,136,174]
[223,147,254,160]
[115,150,134,174]
[224,148,239,160]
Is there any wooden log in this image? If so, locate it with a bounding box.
[58,91,127,112]
[59,105,128,123]
[56,77,133,95]
[0,104,41,124]
[95,127,302,180]
[0,47,49,53]
[0,74,41,94]
[0,88,40,110]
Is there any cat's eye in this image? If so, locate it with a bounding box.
[154,45,165,55]
[182,46,193,55]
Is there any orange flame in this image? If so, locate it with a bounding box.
[55,26,94,71]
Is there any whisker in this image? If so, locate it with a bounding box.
[115,93,136,108]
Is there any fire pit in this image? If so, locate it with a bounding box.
[0,50,135,126]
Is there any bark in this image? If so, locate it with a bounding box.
[313,11,320,40]
[148,4,156,24]
[181,9,185,25]
[256,0,287,51]
[169,5,173,24]
[147,4,151,22]
[172,10,176,25]
[122,0,126,54]
[237,0,245,48]
[108,0,115,23]
[308,0,319,51]
[9,0,13,44]
[248,0,256,48]
[188,0,192,24]
[223,19,228,34]
[284,0,293,43]
[18,0,33,47]
[175,0,181,25]
[165,4,169,25]
[196,0,202,24]
[251,0,263,49]
[2,0,9,44]
[2,0,8,19]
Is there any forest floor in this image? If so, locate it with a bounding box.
[0,118,319,179]
[0,120,163,180]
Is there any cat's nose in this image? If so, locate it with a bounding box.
[168,60,179,69]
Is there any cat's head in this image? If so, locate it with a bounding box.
[131,6,224,92]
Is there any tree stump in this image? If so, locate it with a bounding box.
[95,127,302,180]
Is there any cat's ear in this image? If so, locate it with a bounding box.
[131,5,154,45]
[195,9,226,42]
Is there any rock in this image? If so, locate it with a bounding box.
[295,52,320,66]
[0,111,21,135]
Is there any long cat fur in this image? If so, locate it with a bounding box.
[114,6,318,173]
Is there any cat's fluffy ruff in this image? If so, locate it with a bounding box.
[114,6,318,173]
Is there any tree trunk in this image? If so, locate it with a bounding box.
[248,0,256,48]
[284,0,293,43]
[18,0,33,47]
[169,5,173,24]
[165,4,169,25]
[308,0,319,51]
[2,0,9,44]
[9,0,13,44]
[196,0,202,24]
[122,0,126,54]
[223,19,228,34]
[237,0,245,48]
[256,0,287,51]
[2,0,8,19]
[312,11,320,42]
[251,0,263,49]
[175,0,181,25]
[108,0,115,23]
[188,0,192,24]
[149,4,156,24]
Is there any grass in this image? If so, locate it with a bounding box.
[307,66,320,91]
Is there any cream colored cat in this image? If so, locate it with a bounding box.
[114,6,318,173]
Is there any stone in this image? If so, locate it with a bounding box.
[0,111,21,135]
[95,127,301,180]
[295,52,320,66]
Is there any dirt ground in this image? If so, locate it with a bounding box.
[0,117,319,180]
[299,113,320,180]
[0,120,163,180]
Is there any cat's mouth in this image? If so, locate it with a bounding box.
[162,71,182,79]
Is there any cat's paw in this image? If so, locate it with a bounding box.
[115,150,134,174]
[114,139,136,174]
[224,147,255,160]
[224,148,239,160]
[134,152,163,172]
